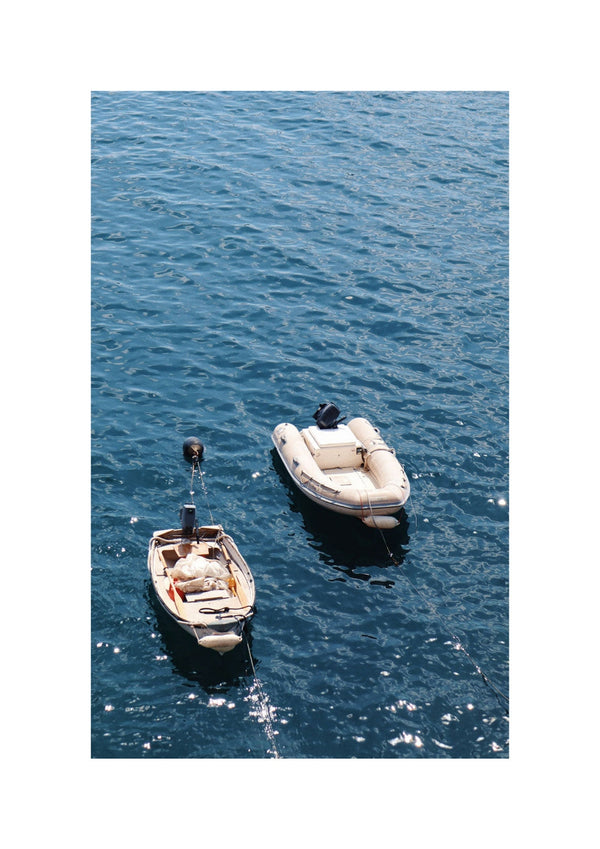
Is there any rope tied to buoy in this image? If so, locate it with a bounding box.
[369,496,509,714]
[189,459,215,526]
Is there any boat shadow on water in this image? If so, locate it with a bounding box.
[146,584,257,689]
[271,449,410,588]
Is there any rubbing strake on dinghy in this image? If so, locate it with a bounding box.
[147,439,255,654]
[272,404,410,528]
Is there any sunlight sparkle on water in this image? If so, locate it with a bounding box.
[386,699,418,714]
[389,732,423,748]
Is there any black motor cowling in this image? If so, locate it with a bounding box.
[183,437,204,464]
[313,403,346,429]
[180,503,196,535]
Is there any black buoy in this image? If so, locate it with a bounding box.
[183,437,205,464]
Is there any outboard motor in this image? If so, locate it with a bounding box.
[180,503,196,535]
[313,402,346,429]
[183,436,204,464]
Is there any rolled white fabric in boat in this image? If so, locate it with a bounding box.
[169,554,229,581]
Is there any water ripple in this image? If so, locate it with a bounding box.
[92,91,508,759]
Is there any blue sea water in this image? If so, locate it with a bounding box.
[91,90,509,759]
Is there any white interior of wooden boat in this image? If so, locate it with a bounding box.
[151,536,253,624]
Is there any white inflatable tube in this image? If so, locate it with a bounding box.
[361,514,400,529]
[272,418,410,524]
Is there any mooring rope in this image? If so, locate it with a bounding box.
[372,495,509,713]
[243,632,281,759]
[192,462,215,525]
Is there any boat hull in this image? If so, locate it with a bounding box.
[272,417,410,527]
[148,525,255,654]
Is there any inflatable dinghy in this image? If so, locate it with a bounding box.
[272,404,410,528]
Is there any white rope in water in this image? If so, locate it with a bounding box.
[372,493,509,713]
[192,462,215,525]
[408,485,419,536]
[244,633,281,759]
[188,460,279,753]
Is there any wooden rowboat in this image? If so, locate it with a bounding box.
[148,524,255,654]
[148,437,255,654]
